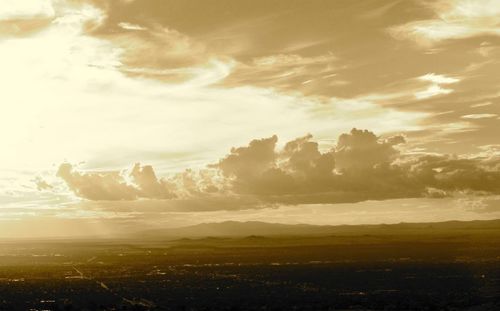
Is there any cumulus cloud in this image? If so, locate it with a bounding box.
[405,155,500,193]
[335,129,405,170]
[282,134,335,181]
[55,128,500,208]
[207,128,499,204]
[129,163,176,199]
[216,135,278,180]
[57,162,175,200]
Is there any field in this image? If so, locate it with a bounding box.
[0,220,499,310]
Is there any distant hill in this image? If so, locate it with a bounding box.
[136,219,500,239]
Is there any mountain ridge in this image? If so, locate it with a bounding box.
[136,218,500,239]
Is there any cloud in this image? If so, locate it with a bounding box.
[55,128,500,209]
[390,0,500,45]
[406,154,500,193]
[5,0,499,218]
[98,23,212,82]
[221,53,339,96]
[129,163,176,199]
[470,102,493,108]
[461,114,498,119]
[57,163,138,200]
[415,84,454,100]
[34,177,53,191]
[57,162,175,200]
[0,0,54,20]
[0,17,53,37]
[418,73,459,85]
[0,0,425,178]
[212,135,287,195]
[335,128,405,170]
[414,73,460,100]
[117,22,146,31]
[282,134,335,181]
[215,135,278,179]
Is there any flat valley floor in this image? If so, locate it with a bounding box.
[1,223,499,310]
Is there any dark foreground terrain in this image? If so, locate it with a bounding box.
[1,220,500,310]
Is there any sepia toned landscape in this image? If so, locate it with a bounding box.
[2,0,500,310]
[1,220,500,310]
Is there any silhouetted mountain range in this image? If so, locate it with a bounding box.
[137,219,500,239]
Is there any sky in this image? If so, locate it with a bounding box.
[1,0,500,238]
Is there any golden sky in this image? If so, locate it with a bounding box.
[1,0,500,237]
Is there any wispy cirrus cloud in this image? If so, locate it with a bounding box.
[390,0,500,45]
[414,73,460,100]
[0,0,54,20]
[461,113,498,119]
[117,22,146,31]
